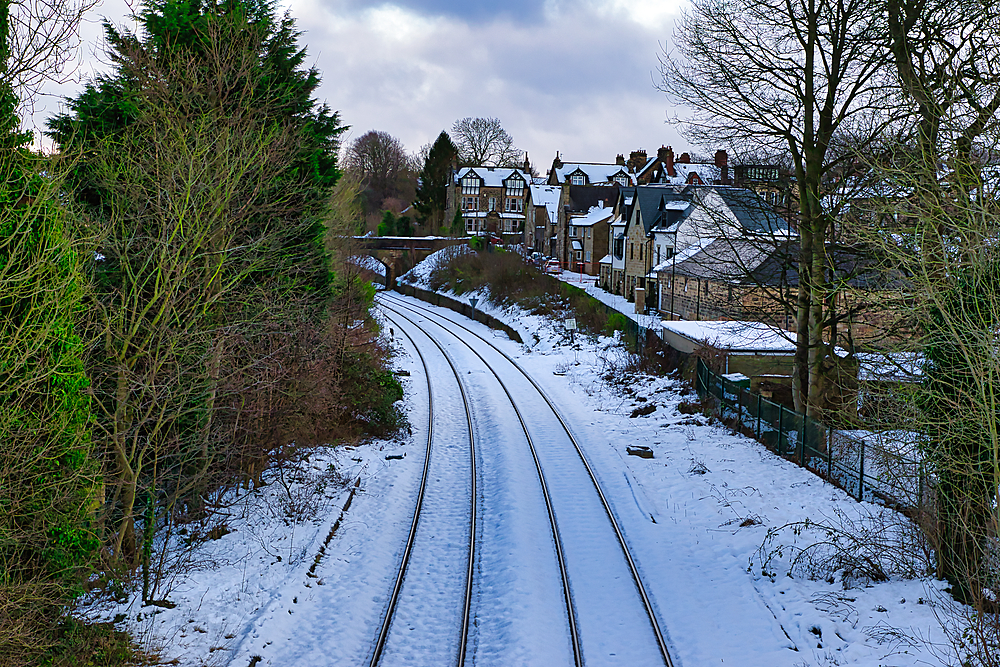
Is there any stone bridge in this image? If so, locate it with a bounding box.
[355,236,468,287]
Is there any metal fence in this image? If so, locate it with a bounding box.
[695,359,929,512]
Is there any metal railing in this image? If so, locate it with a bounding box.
[695,359,928,512]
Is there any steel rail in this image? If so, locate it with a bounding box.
[380,291,676,667]
[382,301,584,667]
[369,311,477,667]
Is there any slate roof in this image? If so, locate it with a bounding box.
[550,162,636,186]
[568,184,620,213]
[456,167,530,188]
[618,185,695,235]
[619,184,792,238]
[670,238,896,289]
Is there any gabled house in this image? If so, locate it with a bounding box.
[609,184,791,309]
[445,167,532,238]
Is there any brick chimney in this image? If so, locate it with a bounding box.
[616,153,626,166]
[628,149,647,171]
[678,152,691,164]
[552,151,563,170]
[658,145,675,177]
[714,149,729,183]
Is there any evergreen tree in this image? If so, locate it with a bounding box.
[377,210,397,236]
[450,207,464,236]
[44,0,405,580]
[413,130,457,229]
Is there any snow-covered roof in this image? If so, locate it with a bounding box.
[569,204,614,228]
[660,320,797,354]
[599,254,611,264]
[571,240,583,251]
[650,237,735,275]
[856,352,924,383]
[456,166,530,188]
[552,162,636,186]
[670,162,720,185]
[530,184,561,223]
[651,239,714,274]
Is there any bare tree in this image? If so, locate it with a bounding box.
[451,116,522,167]
[345,129,412,213]
[659,0,896,417]
[848,1,1000,654]
[5,0,100,114]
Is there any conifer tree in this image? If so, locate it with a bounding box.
[414,130,457,229]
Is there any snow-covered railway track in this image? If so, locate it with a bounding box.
[371,312,477,666]
[382,302,583,666]
[379,293,676,667]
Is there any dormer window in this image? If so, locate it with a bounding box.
[613,173,629,186]
[504,175,524,196]
[570,171,586,186]
[462,173,480,195]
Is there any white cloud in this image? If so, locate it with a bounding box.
[33,0,701,170]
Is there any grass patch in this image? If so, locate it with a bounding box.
[40,617,152,667]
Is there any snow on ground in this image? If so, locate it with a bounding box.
[350,255,387,276]
[78,252,961,666]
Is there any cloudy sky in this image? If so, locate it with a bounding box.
[35,0,696,170]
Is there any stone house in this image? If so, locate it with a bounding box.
[566,204,613,275]
[553,185,618,269]
[609,184,791,309]
[445,167,532,239]
[659,237,897,348]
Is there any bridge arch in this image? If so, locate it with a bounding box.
[354,236,469,288]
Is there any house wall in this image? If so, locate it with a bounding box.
[657,273,793,328]
[623,208,653,301]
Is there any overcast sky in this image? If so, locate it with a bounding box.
[34,0,697,171]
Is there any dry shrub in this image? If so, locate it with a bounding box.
[428,248,630,337]
[752,506,933,588]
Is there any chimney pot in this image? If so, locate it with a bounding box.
[678,152,691,164]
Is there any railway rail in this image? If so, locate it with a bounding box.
[369,313,477,666]
[378,292,675,667]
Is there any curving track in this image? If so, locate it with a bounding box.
[377,291,676,667]
[368,312,477,666]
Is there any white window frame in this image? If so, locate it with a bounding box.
[462,196,479,211]
[461,175,480,195]
[504,177,524,196]
[488,196,497,211]
[571,172,585,186]
[504,197,523,213]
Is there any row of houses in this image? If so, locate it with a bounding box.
[442,145,812,330]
